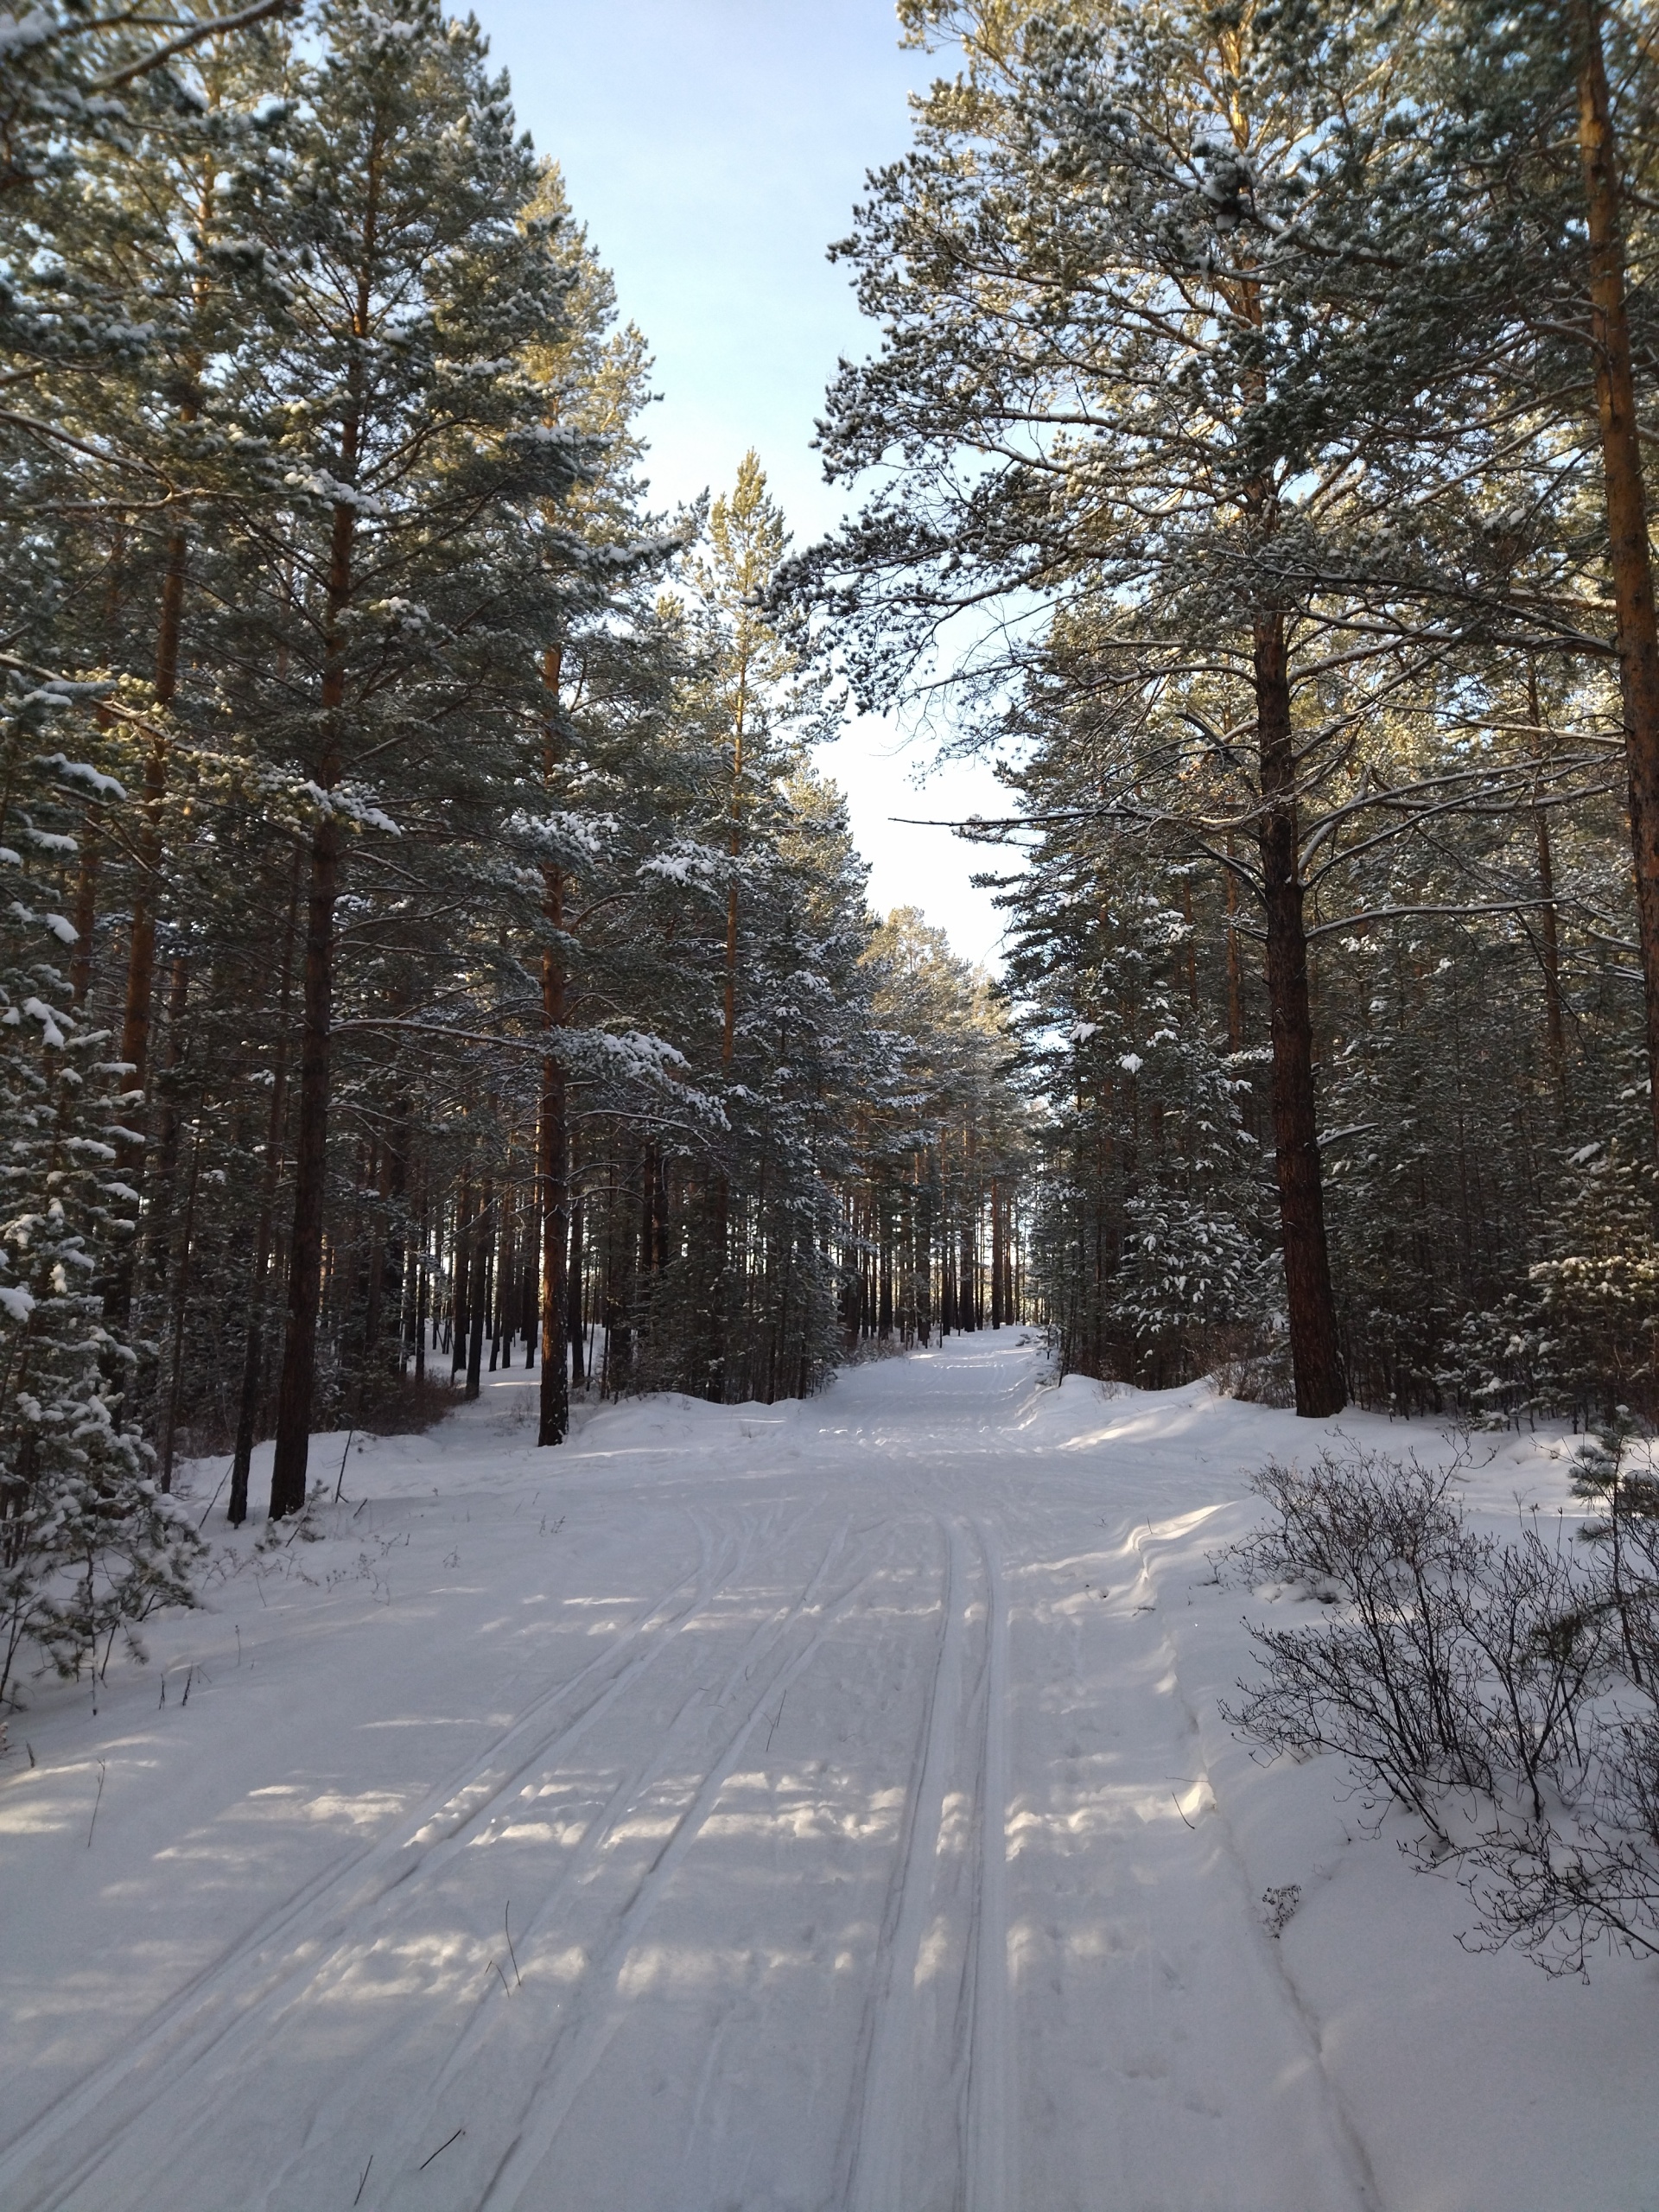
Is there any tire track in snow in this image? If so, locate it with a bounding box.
[0,1516,740,2212]
[467,1521,876,2212]
[966,1517,1016,2212]
[843,1516,967,2212]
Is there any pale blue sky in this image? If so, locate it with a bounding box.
[470,0,1014,968]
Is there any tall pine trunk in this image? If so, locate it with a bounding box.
[1576,0,1659,1154]
[107,528,188,1325]
[268,127,379,1513]
[269,807,341,1516]
[465,1177,490,1399]
[568,1186,585,1382]
[1255,614,1345,1416]
[414,1184,429,1385]
[538,646,569,1446]
[111,143,214,1320]
[227,868,298,1520]
[268,498,355,1513]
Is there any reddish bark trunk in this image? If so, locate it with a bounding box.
[269,811,340,1517]
[1255,613,1345,1417]
[1576,0,1659,1153]
[268,128,378,1511]
[229,857,300,1524]
[539,645,569,1446]
[990,1177,1005,1329]
[117,528,188,1091]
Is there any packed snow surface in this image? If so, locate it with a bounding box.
[2,1335,1656,2211]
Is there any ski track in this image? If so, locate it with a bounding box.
[13,1337,1618,2210]
[966,1516,1014,2212]
[0,1510,741,2210]
[843,1516,963,2212]
[364,1516,863,2204]
[474,1529,879,2211]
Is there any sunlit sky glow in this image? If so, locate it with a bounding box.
[471,0,1016,969]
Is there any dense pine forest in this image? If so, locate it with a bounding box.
[787,0,1659,1425]
[3,0,1659,1689]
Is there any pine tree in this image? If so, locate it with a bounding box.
[1003,823,1262,1384]
[0,734,197,1701]
[204,0,587,1512]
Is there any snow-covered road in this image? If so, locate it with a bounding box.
[3,1337,1656,2210]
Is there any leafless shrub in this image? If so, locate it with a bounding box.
[1459,1715,1659,1972]
[1223,1436,1659,1968]
[1211,1325,1295,1408]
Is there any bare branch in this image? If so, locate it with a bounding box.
[90,0,301,89]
